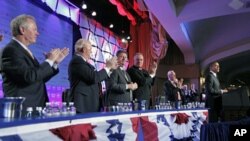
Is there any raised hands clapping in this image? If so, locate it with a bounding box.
[44,47,69,64]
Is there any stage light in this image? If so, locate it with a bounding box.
[126,36,130,40]
[121,38,127,43]
[82,3,87,9]
[109,24,114,28]
[91,11,97,16]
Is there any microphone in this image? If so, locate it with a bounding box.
[237,79,246,85]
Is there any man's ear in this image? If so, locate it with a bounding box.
[81,48,84,53]
[19,26,24,35]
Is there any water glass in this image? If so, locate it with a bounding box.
[36,107,43,117]
[68,102,76,115]
[26,107,33,118]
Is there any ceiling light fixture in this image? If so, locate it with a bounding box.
[91,11,97,16]
[121,38,127,43]
[80,0,87,9]
[82,3,87,9]
[228,0,244,10]
[109,24,114,28]
[126,36,130,40]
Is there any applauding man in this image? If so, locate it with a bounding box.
[1,14,69,112]
[107,50,138,106]
[68,39,117,113]
[127,53,157,109]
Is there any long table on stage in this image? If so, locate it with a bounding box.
[0,109,208,140]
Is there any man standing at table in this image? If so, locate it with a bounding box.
[107,50,138,106]
[1,14,69,112]
[68,39,117,113]
[163,70,183,103]
[205,61,228,122]
[127,53,157,109]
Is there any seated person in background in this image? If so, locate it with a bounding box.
[183,83,199,103]
[181,84,189,104]
[163,70,184,104]
[189,83,199,102]
[106,50,138,106]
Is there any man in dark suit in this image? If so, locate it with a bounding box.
[127,53,157,109]
[68,39,117,113]
[205,61,228,122]
[1,14,69,113]
[163,70,184,103]
[107,50,138,106]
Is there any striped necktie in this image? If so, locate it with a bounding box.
[122,70,129,81]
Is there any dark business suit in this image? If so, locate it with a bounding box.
[107,67,132,105]
[187,89,199,102]
[205,71,222,122]
[163,80,183,102]
[1,39,58,112]
[68,55,109,113]
[127,66,154,109]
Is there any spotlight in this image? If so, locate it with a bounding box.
[82,3,87,9]
[91,11,97,16]
[80,0,87,9]
[109,24,114,28]
[126,36,130,40]
[121,38,127,43]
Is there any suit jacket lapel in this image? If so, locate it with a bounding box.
[135,66,144,77]
[74,55,95,70]
[87,63,95,70]
[212,73,221,89]
[33,57,40,66]
[12,40,39,66]
[81,57,95,70]
[119,68,131,82]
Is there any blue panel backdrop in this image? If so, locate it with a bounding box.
[0,0,125,102]
[0,0,73,101]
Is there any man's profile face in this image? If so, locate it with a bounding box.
[211,62,220,73]
[22,19,39,45]
[83,42,92,60]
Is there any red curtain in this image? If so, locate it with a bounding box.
[128,20,168,70]
[129,21,152,69]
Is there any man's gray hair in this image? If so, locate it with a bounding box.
[11,14,35,37]
[167,70,175,78]
[74,38,91,53]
